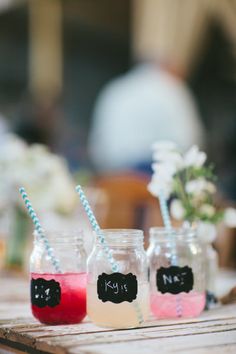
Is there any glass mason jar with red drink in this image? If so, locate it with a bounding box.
[30,230,87,325]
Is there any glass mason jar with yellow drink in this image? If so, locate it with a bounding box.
[87,229,149,328]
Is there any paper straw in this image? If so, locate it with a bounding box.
[76,185,118,273]
[158,190,182,317]
[158,190,177,260]
[76,185,143,324]
[159,190,172,232]
[19,187,61,273]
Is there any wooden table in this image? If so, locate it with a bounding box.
[0,275,236,354]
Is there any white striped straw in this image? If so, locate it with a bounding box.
[159,190,177,262]
[76,185,143,324]
[75,185,118,273]
[159,190,172,232]
[158,190,182,317]
[19,187,61,273]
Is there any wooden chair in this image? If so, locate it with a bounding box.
[92,172,163,248]
[215,225,236,269]
[214,198,236,269]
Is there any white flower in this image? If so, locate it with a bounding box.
[152,140,183,170]
[152,162,176,178]
[148,158,177,199]
[191,193,206,207]
[147,174,172,199]
[184,145,206,168]
[22,152,76,213]
[0,134,27,163]
[170,199,185,220]
[199,204,215,217]
[197,222,217,243]
[185,178,216,195]
[224,208,236,228]
[152,151,183,170]
[148,140,184,199]
[185,179,205,194]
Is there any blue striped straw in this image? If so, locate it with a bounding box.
[159,190,172,232]
[75,185,118,273]
[158,190,182,317]
[19,187,61,273]
[76,185,143,324]
[159,190,176,262]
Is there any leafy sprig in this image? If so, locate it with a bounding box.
[172,165,222,224]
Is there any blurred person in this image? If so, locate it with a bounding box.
[89,64,204,174]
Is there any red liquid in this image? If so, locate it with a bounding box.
[31,272,87,325]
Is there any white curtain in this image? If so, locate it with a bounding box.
[132,0,236,76]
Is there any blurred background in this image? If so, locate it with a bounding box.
[0,0,236,279]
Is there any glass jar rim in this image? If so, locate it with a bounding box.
[33,229,84,245]
[94,228,144,246]
[149,226,196,240]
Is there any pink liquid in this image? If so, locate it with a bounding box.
[31,272,87,325]
[151,291,206,319]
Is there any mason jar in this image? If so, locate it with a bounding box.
[147,227,205,319]
[30,230,87,325]
[196,222,218,306]
[87,229,149,328]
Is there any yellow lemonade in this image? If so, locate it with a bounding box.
[87,282,150,328]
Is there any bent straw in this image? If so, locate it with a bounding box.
[76,185,143,324]
[19,187,61,273]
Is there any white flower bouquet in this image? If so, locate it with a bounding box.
[148,141,226,226]
[0,134,77,215]
[148,141,236,296]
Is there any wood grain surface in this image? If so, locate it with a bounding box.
[0,275,236,354]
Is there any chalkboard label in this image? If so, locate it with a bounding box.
[156,266,194,294]
[97,272,137,303]
[31,278,61,308]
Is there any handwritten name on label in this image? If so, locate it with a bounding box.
[97,272,137,303]
[156,266,194,294]
[31,278,61,308]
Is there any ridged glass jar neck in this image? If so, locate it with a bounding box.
[149,227,196,244]
[33,230,84,249]
[95,229,144,248]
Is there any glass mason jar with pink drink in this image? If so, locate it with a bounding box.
[30,230,87,325]
[147,227,206,319]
